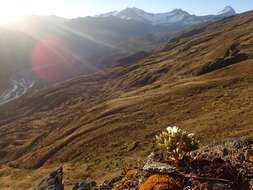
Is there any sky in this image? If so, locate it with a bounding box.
[1,0,253,20]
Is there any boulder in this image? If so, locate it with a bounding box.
[72,181,91,190]
[33,167,64,190]
[143,153,176,174]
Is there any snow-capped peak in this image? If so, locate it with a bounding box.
[98,6,236,26]
[170,8,190,15]
[115,7,148,21]
[99,7,191,25]
[98,11,119,17]
[217,6,236,16]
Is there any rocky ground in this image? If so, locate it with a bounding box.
[32,138,253,190]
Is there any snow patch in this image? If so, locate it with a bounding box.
[217,6,236,16]
[0,79,34,105]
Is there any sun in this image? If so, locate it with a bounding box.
[0,2,22,23]
[0,0,38,23]
[0,13,19,22]
[0,0,59,23]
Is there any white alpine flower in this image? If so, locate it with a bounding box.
[155,126,199,160]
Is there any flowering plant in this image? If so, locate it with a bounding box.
[155,126,199,160]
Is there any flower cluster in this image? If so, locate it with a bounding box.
[155,126,199,160]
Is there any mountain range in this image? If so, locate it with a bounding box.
[0,6,236,104]
[99,6,236,25]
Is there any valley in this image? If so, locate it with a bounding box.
[0,6,236,104]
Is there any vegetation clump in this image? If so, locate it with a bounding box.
[155,126,199,160]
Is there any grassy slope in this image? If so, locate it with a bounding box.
[0,11,253,189]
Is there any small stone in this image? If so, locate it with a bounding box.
[239,153,245,162]
[222,148,229,156]
[190,152,197,158]
[90,181,97,188]
[233,140,243,149]
[143,153,176,174]
[72,181,90,190]
[33,167,64,190]
[110,176,123,184]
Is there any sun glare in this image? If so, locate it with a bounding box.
[0,1,23,23]
[0,12,19,22]
[0,0,86,23]
[0,0,53,23]
[0,0,65,23]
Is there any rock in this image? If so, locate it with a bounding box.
[110,168,140,190]
[233,139,244,149]
[222,148,229,156]
[239,152,246,162]
[96,176,123,190]
[90,181,97,188]
[33,167,64,190]
[72,181,90,190]
[31,138,252,190]
[110,176,123,184]
[143,153,176,174]
[139,175,180,190]
[212,183,230,190]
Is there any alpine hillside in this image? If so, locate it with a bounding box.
[0,9,252,190]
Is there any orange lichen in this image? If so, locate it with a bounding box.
[153,184,170,190]
[139,175,180,190]
[126,169,138,178]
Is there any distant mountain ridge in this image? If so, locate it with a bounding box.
[0,6,237,105]
[98,6,236,25]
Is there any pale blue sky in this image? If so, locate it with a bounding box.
[51,0,253,18]
[4,0,253,19]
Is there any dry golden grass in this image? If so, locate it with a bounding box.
[0,11,253,189]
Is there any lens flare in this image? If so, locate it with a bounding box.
[32,37,74,81]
